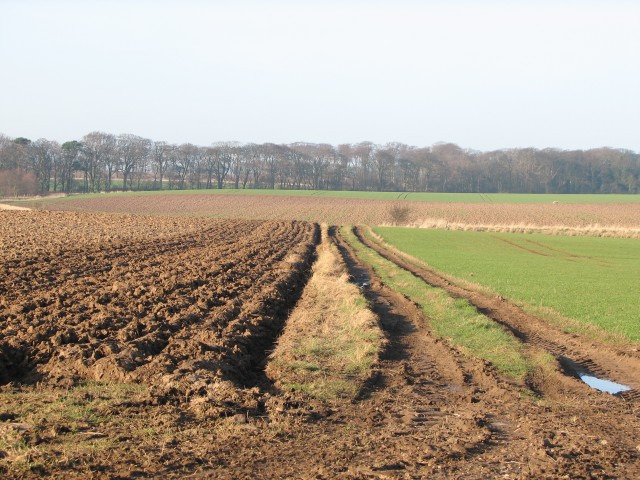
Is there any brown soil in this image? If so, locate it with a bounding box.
[37,192,640,238]
[1,213,639,478]
[0,212,318,410]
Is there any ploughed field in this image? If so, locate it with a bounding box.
[1,210,640,479]
[0,212,317,405]
[35,192,640,237]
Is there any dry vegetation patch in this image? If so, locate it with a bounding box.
[0,203,31,211]
[267,226,383,400]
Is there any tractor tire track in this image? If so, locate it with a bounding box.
[354,225,640,402]
[330,227,536,477]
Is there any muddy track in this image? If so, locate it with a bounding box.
[287,227,640,479]
[327,228,544,478]
[182,228,540,478]
[354,226,640,400]
[200,229,540,478]
[228,227,638,479]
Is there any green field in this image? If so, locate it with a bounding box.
[372,227,640,342]
[25,189,640,205]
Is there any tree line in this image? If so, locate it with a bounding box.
[0,131,638,197]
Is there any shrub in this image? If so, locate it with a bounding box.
[388,205,411,225]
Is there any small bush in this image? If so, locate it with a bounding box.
[388,205,411,225]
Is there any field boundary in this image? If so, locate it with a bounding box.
[384,218,640,238]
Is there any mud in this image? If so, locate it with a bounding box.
[1,213,639,478]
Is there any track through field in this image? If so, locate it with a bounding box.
[354,226,640,401]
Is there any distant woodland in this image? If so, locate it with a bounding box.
[1,132,638,196]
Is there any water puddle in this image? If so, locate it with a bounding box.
[577,373,631,395]
[559,356,631,395]
[349,266,371,288]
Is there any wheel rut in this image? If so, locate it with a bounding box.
[312,226,640,479]
[329,227,528,477]
[354,226,640,401]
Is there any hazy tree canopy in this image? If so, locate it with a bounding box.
[0,132,638,195]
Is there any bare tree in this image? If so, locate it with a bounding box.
[245,143,263,188]
[58,141,82,193]
[0,134,24,171]
[262,143,282,189]
[0,135,38,197]
[173,143,198,189]
[373,147,394,191]
[133,142,151,190]
[118,134,151,190]
[210,142,234,189]
[290,143,334,189]
[351,142,375,190]
[30,138,60,194]
[230,143,249,189]
[284,147,307,189]
[82,132,116,192]
[151,141,171,190]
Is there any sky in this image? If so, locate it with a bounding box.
[1,0,638,151]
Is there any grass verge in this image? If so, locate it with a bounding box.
[266,226,384,400]
[341,226,532,382]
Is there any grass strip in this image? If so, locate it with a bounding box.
[266,226,384,400]
[20,189,640,205]
[341,226,531,382]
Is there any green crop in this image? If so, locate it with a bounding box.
[373,227,640,342]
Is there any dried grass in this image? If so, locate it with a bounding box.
[380,218,640,238]
[0,203,31,211]
[266,226,383,400]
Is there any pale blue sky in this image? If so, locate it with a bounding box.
[1,0,638,151]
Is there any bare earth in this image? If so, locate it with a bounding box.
[0,212,638,478]
[39,193,640,237]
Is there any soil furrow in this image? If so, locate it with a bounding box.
[0,216,319,402]
[0,221,260,300]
